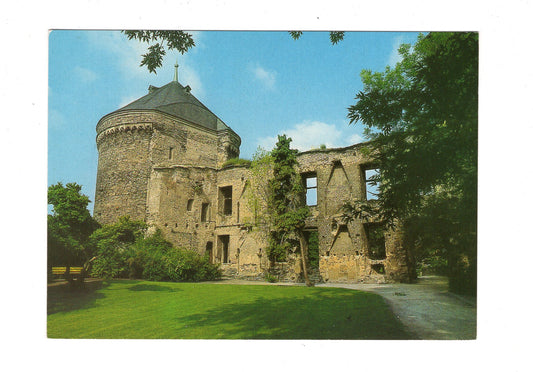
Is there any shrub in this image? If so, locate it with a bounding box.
[221,158,252,167]
[90,242,135,279]
[265,273,278,283]
[90,221,221,282]
[89,216,146,279]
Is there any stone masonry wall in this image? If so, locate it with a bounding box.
[94,120,153,225]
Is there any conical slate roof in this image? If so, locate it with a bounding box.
[111,81,231,132]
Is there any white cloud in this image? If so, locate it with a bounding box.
[117,95,139,109]
[388,36,405,67]
[73,66,98,83]
[257,120,363,152]
[349,133,363,144]
[251,64,276,89]
[180,63,205,99]
[87,31,147,79]
[88,31,205,98]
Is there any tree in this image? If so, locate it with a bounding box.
[48,182,99,273]
[267,135,312,286]
[345,32,478,295]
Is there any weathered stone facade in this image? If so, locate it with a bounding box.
[94,77,415,283]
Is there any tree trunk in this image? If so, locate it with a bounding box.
[297,229,313,287]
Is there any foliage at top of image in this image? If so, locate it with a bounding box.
[289,31,345,45]
[123,30,195,73]
[125,30,345,74]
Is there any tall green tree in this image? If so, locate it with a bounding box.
[267,135,312,286]
[47,182,99,270]
[345,32,478,294]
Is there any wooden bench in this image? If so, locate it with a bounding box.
[51,266,86,287]
[52,266,84,276]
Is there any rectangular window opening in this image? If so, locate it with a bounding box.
[218,235,230,264]
[365,223,387,260]
[186,199,194,211]
[364,168,380,200]
[205,242,213,264]
[303,173,317,206]
[169,147,174,160]
[201,203,209,222]
[219,186,233,216]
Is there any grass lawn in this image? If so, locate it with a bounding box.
[47,280,413,339]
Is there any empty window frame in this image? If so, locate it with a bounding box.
[186,199,194,211]
[219,186,233,216]
[364,168,380,200]
[364,223,386,260]
[205,242,214,264]
[201,203,209,222]
[169,147,174,160]
[218,235,230,264]
[303,173,317,206]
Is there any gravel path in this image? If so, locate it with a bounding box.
[319,276,476,339]
[219,275,476,340]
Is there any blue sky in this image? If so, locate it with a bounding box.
[49,31,420,212]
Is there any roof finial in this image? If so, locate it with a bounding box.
[173,57,179,82]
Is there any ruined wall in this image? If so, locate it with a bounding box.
[215,165,268,277]
[296,145,412,283]
[145,163,267,278]
[146,165,218,249]
[217,130,241,167]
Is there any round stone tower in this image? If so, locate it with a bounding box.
[94,66,241,225]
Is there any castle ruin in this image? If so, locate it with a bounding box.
[94,69,415,283]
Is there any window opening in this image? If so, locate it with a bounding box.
[218,235,230,263]
[169,147,174,160]
[364,168,380,200]
[365,223,386,260]
[303,173,317,206]
[205,242,213,264]
[187,199,193,211]
[219,186,233,216]
[201,203,209,222]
